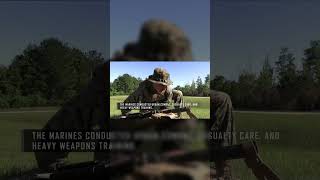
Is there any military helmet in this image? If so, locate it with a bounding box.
[148,68,172,86]
[112,19,192,61]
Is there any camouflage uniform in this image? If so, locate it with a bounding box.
[35,63,109,170]
[120,68,191,153]
[210,90,236,179]
[121,68,184,115]
[35,19,235,180]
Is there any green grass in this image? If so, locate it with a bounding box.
[0,110,93,179]
[0,109,319,179]
[231,112,320,180]
[110,95,210,119]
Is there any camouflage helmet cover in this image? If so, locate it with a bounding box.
[148,68,172,86]
[112,19,192,61]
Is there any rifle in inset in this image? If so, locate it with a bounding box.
[122,107,197,119]
[111,107,197,130]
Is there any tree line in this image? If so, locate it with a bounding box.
[212,40,320,111]
[110,74,142,96]
[111,74,210,97]
[175,75,210,96]
[0,38,104,108]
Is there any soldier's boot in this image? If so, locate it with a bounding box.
[214,160,232,180]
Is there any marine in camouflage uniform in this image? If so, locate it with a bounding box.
[35,19,235,180]
[121,67,184,115]
[119,67,192,154]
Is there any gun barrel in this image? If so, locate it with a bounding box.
[34,173,51,180]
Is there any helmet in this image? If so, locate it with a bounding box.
[112,19,192,61]
[148,68,172,86]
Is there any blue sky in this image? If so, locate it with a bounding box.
[0,1,108,66]
[110,61,210,87]
[110,0,210,60]
[2,0,319,82]
[1,0,210,66]
[213,0,320,80]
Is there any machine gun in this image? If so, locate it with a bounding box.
[120,106,198,119]
[32,141,280,180]
[110,106,198,130]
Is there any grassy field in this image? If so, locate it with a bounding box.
[232,112,320,180]
[110,95,210,119]
[0,108,319,179]
[0,109,94,179]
